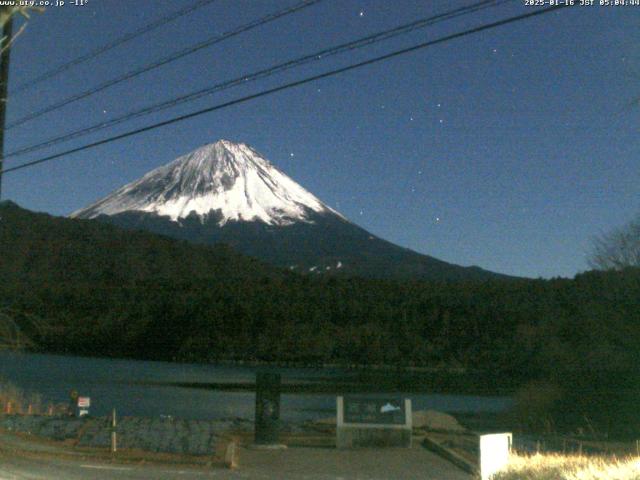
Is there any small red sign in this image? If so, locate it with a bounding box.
[77,397,90,408]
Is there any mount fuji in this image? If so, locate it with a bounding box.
[72,140,503,280]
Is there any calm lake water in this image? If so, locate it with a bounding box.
[0,352,512,421]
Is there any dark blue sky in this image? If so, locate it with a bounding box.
[3,0,638,278]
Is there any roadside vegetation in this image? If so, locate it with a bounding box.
[0,379,43,415]
[494,453,640,480]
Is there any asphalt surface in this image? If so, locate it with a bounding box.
[0,431,472,480]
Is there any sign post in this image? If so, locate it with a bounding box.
[336,396,412,448]
[254,372,282,446]
[77,397,91,417]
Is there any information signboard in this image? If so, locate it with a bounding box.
[336,396,412,448]
[343,397,406,425]
[77,396,91,417]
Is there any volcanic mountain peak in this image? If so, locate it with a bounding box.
[71,139,340,226]
[70,140,508,281]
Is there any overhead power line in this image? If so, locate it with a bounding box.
[12,0,219,95]
[2,4,568,176]
[5,0,510,160]
[6,0,324,129]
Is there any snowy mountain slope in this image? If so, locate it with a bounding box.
[72,140,507,281]
[72,140,341,225]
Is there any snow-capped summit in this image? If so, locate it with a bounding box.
[71,139,507,281]
[71,139,340,226]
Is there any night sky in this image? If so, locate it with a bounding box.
[3,0,638,278]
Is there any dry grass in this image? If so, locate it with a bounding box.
[494,453,640,480]
[0,379,44,415]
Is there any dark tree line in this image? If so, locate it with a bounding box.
[2,201,640,437]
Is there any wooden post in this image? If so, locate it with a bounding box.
[111,408,117,453]
[224,440,238,469]
[635,439,639,457]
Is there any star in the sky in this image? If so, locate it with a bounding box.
[290,153,295,157]
[359,10,365,17]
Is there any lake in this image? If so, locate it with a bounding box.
[0,351,512,421]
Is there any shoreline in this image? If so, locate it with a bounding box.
[4,350,517,397]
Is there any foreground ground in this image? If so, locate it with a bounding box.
[0,430,471,480]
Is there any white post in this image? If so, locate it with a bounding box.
[479,433,512,480]
[111,408,117,453]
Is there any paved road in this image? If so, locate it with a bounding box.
[0,454,218,480]
[0,432,472,480]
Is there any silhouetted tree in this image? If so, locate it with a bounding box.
[589,213,640,270]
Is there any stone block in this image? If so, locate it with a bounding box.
[337,425,412,448]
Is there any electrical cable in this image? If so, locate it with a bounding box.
[2,4,568,176]
[6,0,325,129]
[5,0,510,160]
[12,0,220,94]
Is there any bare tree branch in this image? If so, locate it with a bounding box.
[588,213,640,270]
[0,21,26,54]
[0,5,43,53]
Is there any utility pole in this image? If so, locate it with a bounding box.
[0,7,13,200]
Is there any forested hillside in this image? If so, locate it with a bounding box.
[2,201,639,437]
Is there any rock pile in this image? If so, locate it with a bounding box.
[412,410,467,432]
[0,415,251,455]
